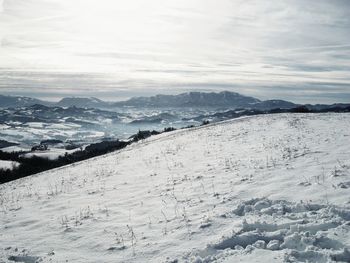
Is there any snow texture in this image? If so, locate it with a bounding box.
[0,160,19,171]
[0,113,349,262]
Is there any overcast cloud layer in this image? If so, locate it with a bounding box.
[0,0,350,102]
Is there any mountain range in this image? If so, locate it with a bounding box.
[113,91,261,107]
[0,95,50,108]
[0,91,349,110]
[56,97,110,108]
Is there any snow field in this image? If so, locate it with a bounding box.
[0,113,349,262]
[0,161,19,171]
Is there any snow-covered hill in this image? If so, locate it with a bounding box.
[0,113,349,263]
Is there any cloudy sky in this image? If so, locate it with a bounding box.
[0,0,350,102]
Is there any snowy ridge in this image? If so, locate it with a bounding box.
[0,113,350,262]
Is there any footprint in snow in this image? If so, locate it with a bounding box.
[192,198,350,262]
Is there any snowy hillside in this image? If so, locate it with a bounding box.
[0,113,350,263]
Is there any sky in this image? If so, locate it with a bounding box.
[0,0,350,103]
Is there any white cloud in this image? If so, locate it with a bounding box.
[0,0,349,103]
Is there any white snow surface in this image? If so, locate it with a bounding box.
[1,146,30,153]
[0,113,350,263]
[0,160,19,171]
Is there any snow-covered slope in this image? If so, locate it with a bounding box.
[0,113,349,263]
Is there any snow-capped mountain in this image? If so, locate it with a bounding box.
[0,95,110,109]
[56,97,110,108]
[0,95,52,108]
[1,91,348,110]
[0,113,349,262]
[252,99,298,110]
[114,91,262,108]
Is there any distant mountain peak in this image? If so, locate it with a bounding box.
[0,95,51,108]
[115,91,261,108]
[56,97,108,108]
